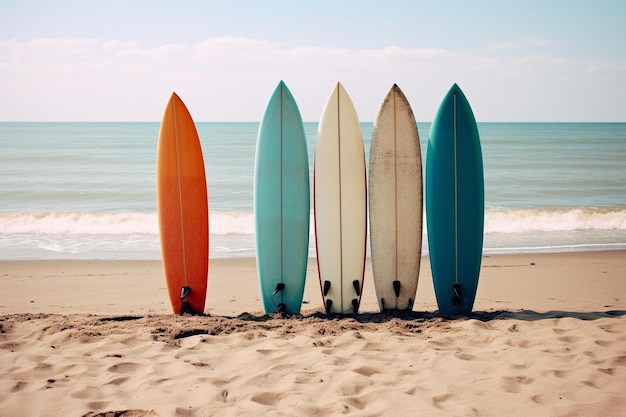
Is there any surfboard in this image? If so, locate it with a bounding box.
[425,83,484,316]
[369,84,423,312]
[156,92,209,315]
[314,82,367,314]
[254,81,310,314]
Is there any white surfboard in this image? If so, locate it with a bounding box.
[314,82,367,314]
[369,84,423,311]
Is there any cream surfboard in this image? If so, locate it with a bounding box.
[314,82,367,314]
[156,92,209,314]
[369,84,423,312]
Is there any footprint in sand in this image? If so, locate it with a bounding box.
[174,407,194,417]
[598,367,614,375]
[594,339,614,347]
[613,355,626,367]
[531,393,546,404]
[250,391,283,406]
[71,385,102,399]
[209,376,237,388]
[106,362,143,374]
[511,361,529,370]
[352,366,380,377]
[344,395,366,410]
[505,338,531,348]
[600,323,622,334]
[340,380,370,396]
[11,381,29,392]
[105,376,129,385]
[557,335,580,343]
[502,375,535,393]
[84,402,111,412]
[545,369,570,379]
[432,393,454,410]
[454,352,476,361]
[292,370,319,385]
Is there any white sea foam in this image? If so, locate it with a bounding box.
[2,208,625,259]
[0,212,158,235]
[3,208,624,238]
[209,212,255,235]
[485,207,626,233]
[0,211,257,236]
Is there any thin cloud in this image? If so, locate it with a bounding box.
[487,38,557,51]
[527,38,557,48]
[1,36,624,121]
[487,41,518,51]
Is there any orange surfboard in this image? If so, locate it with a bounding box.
[156,92,208,314]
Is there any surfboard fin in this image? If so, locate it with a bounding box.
[393,280,401,298]
[325,298,333,313]
[381,298,386,310]
[351,299,359,313]
[180,301,191,315]
[406,298,414,311]
[276,303,286,313]
[323,280,331,296]
[452,283,462,306]
[352,280,361,296]
[180,286,191,300]
[272,283,285,296]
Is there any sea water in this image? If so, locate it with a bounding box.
[1,122,625,260]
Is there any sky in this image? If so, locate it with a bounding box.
[1,0,625,122]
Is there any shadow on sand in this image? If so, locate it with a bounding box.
[231,308,626,324]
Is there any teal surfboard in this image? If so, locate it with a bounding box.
[254,81,310,314]
[425,84,484,316]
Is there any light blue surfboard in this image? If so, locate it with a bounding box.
[425,83,484,316]
[254,81,310,314]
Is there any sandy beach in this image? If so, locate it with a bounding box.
[1,251,625,416]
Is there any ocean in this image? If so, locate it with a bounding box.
[1,122,625,260]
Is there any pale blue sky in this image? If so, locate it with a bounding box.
[1,0,625,121]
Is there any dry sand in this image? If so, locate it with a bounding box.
[1,251,625,416]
